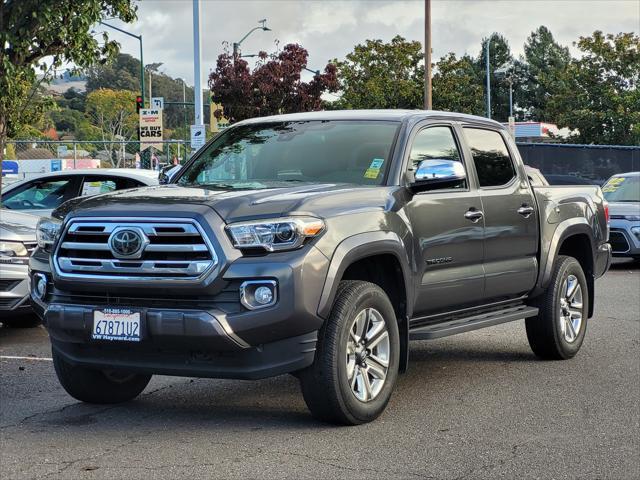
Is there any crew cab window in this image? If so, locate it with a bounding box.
[463,128,516,187]
[1,178,75,210]
[408,126,466,189]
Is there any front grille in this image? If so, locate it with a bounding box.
[609,230,630,253]
[0,298,18,309]
[0,280,19,292]
[50,280,244,314]
[54,218,217,281]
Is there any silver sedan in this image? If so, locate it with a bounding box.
[1,168,159,217]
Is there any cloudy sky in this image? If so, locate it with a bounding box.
[101,0,638,86]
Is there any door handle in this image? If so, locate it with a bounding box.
[517,205,535,218]
[464,209,484,222]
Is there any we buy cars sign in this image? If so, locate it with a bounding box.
[139,109,163,151]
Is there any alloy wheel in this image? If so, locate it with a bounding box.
[558,274,583,343]
[346,307,390,402]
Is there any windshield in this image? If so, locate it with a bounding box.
[177,120,400,189]
[602,175,640,202]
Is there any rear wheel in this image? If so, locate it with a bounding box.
[53,348,152,404]
[299,280,400,425]
[526,255,588,360]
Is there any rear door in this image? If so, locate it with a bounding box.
[404,122,486,316]
[462,127,538,301]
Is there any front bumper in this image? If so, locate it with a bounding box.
[0,263,30,316]
[30,241,330,380]
[609,220,640,258]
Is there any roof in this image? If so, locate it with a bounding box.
[235,109,504,128]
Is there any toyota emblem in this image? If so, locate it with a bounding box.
[109,228,145,258]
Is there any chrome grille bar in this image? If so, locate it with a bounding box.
[54,218,217,282]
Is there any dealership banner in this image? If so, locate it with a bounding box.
[139,109,163,151]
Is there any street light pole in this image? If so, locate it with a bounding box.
[424,0,432,110]
[99,21,145,107]
[233,19,272,64]
[192,0,203,126]
[485,37,491,119]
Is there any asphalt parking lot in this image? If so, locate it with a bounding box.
[1,260,638,480]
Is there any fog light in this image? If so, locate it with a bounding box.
[33,273,47,300]
[239,280,277,310]
[254,286,274,305]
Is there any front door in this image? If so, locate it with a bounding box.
[462,127,538,301]
[404,124,485,317]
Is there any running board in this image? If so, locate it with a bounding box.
[409,305,539,340]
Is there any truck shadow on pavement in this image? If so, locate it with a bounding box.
[9,335,543,432]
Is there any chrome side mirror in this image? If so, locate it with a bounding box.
[412,159,466,191]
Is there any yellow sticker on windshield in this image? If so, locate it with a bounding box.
[602,177,625,192]
[364,158,384,179]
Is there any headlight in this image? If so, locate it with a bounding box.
[623,215,640,221]
[227,216,325,252]
[631,226,640,240]
[0,241,29,264]
[36,217,62,249]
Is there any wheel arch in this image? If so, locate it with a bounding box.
[317,231,413,373]
[537,220,596,318]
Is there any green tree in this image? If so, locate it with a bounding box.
[333,35,424,109]
[477,33,514,121]
[87,53,194,130]
[0,0,136,166]
[432,53,484,115]
[547,31,639,145]
[85,89,138,166]
[518,26,571,121]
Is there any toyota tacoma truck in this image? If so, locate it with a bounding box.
[29,110,611,425]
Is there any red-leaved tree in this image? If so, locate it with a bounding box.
[208,44,338,123]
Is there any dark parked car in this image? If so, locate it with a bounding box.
[30,110,611,424]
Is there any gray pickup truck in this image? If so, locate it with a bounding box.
[30,110,611,425]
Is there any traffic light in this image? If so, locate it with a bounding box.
[136,95,144,113]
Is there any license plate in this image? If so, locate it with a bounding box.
[92,308,141,342]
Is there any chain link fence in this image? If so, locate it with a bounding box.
[3,139,193,181]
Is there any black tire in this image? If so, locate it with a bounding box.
[299,280,400,425]
[526,255,589,360]
[0,314,41,328]
[52,348,152,404]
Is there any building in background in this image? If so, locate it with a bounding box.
[504,121,576,143]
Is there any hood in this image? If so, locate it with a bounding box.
[609,201,640,217]
[53,184,395,223]
[0,209,38,241]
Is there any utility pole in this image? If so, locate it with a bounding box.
[192,0,203,127]
[424,0,432,110]
[485,38,491,119]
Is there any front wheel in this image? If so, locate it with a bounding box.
[53,348,152,404]
[526,255,589,360]
[299,280,400,425]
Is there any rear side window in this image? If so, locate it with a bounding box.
[80,176,142,197]
[463,128,516,187]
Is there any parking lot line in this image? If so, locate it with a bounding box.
[0,355,53,362]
